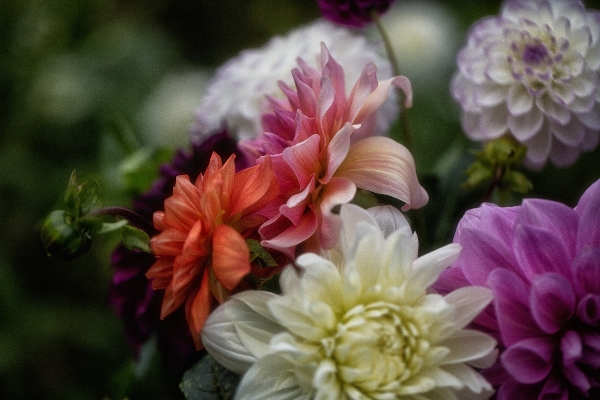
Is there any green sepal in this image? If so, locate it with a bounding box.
[78,178,102,215]
[74,215,105,234]
[121,224,152,253]
[40,210,92,260]
[64,170,81,217]
[180,354,241,400]
[246,239,277,267]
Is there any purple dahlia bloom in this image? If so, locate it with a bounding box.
[451,0,600,169]
[109,129,242,373]
[434,178,600,399]
[317,0,396,27]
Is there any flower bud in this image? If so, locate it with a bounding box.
[41,210,91,260]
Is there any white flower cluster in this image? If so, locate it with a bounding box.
[191,20,397,141]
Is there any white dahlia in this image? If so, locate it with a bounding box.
[201,205,497,400]
[191,19,396,141]
[452,0,600,169]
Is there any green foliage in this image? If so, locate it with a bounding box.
[247,239,278,268]
[180,355,241,400]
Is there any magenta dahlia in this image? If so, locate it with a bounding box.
[434,178,600,399]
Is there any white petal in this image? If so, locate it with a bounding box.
[536,94,571,125]
[478,104,509,138]
[550,116,586,146]
[235,353,311,400]
[523,125,552,168]
[461,112,486,140]
[443,286,494,331]
[506,84,533,116]
[508,106,544,141]
[441,364,494,395]
[440,329,497,365]
[201,291,283,374]
[473,82,509,107]
[549,138,582,167]
[582,127,600,151]
[366,205,411,239]
[576,107,600,130]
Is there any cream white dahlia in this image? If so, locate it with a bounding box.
[202,205,497,400]
[452,0,600,169]
[191,20,396,141]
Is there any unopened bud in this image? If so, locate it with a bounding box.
[41,210,91,260]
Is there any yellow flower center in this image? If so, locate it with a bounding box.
[323,301,432,395]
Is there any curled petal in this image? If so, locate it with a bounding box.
[230,155,279,218]
[185,268,213,349]
[336,136,428,211]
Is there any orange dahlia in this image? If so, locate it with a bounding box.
[146,152,278,348]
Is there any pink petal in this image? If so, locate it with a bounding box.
[575,179,600,252]
[335,136,428,211]
[322,122,355,184]
[259,209,318,257]
[488,268,541,346]
[353,75,413,125]
[282,134,321,189]
[530,273,575,334]
[501,337,555,384]
[318,177,357,250]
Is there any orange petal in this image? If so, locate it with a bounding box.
[211,224,251,291]
[145,257,174,289]
[185,268,213,350]
[150,228,187,256]
[230,155,279,218]
[163,175,201,230]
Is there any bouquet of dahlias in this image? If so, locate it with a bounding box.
[41,0,600,399]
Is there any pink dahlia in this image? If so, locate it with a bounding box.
[317,0,396,27]
[434,178,600,399]
[241,44,428,257]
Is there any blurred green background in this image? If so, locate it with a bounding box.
[1,0,598,398]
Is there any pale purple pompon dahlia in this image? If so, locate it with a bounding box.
[451,0,600,169]
[317,0,396,27]
[434,178,600,399]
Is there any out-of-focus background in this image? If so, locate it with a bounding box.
[1,1,599,398]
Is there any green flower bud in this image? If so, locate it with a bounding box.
[40,210,91,260]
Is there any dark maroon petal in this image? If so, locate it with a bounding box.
[529,273,575,334]
[513,224,573,283]
[576,179,600,252]
[501,337,555,384]
[316,0,396,28]
[582,332,600,369]
[539,372,569,400]
[518,199,578,259]
[488,268,541,346]
[577,294,600,325]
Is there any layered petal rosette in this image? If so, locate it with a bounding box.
[146,153,279,348]
[192,20,396,141]
[434,179,600,399]
[202,204,497,400]
[242,44,428,257]
[452,0,600,169]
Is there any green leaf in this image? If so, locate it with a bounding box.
[180,354,241,400]
[121,224,152,253]
[258,273,281,294]
[246,239,277,267]
[120,147,175,194]
[75,215,105,234]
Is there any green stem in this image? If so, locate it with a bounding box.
[88,206,154,233]
[370,10,413,152]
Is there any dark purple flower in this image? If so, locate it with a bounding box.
[317,0,396,27]
[108,129,243,373]
[434,178,600,399]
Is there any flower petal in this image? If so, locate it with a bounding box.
[212,224,251,291]
[501,337,555,384]
[336,136,428,211]
[230,155,279,218]
[529,273,576,334]
[201,291,283,374]
[185,268,213,349]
